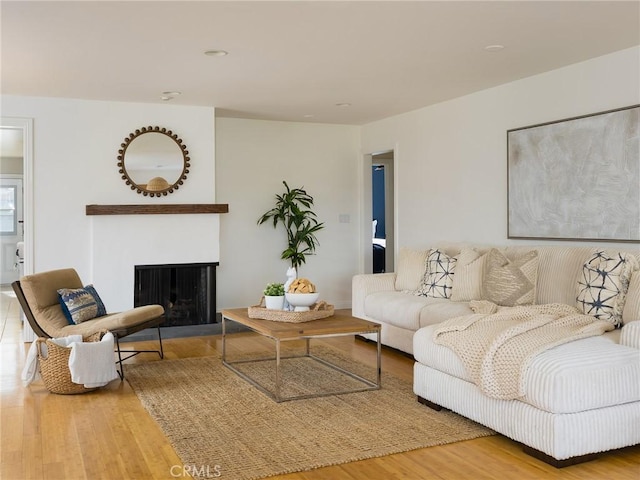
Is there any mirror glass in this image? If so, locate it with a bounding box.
[117,126,190,196]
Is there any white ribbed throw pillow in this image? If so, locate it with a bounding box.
[394,248,428,292]
[450,248,487,302]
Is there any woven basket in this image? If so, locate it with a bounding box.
[248,297,334,323]
[35,331,107,395]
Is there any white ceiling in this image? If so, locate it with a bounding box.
[2,1,639,125]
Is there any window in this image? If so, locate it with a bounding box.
[0,185,17,235]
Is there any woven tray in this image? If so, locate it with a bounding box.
[35,331,106,395]
[248,297,334,323]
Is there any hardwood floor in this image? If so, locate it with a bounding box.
[1,288,639,480]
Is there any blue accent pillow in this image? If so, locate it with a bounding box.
[84,284,107,317]
[57,284,107,325]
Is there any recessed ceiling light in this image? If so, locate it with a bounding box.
[303,114,314,118]
[160,91,181,101]
[484,45,505,52]
[335,103,351,108]
[204,50,228,57]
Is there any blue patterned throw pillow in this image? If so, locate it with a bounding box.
[84,284,107,317]
[58,284,107,325]
[576,251,639,328]
[417,249,457,298]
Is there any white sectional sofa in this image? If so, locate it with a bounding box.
[352,244,640,466]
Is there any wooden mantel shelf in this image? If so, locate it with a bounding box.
[86,204,229,215]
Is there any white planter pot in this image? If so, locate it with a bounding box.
[264,295,285,310]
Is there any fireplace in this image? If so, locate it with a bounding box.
[134,262,218,327]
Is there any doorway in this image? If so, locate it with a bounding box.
[0,125,26,284]
[1,118,34,340]
[371,151,394,274]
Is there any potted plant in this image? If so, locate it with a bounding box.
[257,181,325,272]
[263,282,285,310]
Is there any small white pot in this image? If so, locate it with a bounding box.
[264,295,285,310]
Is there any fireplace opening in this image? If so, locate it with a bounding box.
[134,262,218,327]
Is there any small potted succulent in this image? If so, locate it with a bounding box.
[263,282,285,310]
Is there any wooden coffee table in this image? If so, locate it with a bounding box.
[221,308,381,402]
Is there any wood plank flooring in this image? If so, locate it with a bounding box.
[1,289,639,479]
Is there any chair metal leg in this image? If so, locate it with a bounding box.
[114,325,164,379]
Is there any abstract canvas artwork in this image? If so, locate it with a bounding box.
[507,105,640,242]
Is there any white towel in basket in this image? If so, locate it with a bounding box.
[21,335,82,385]
[68,332,118,388]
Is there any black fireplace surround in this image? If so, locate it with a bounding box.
[134,262,218,327]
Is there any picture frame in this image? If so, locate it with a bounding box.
[507,105,639,242]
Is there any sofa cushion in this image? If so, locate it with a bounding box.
[414,325,640,414]
[623,270,640,324]
[419,301,473,328]
[38,304,73,333]
[450,248,486,302]
[620,322,640,349]
[526,246,593,306]
[577,250,639,328]
[482,249,538,306]
[54,305,165,338]
[21,268,83,310]
[364,291,447,330]
[417,249,457,298]
[394,248,428,292]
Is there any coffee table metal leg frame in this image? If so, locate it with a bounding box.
[221,315,382,402]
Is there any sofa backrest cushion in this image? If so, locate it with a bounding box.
[622,270,640,324]
[405,243,640,324]
[395,248,428,291]
[507,246,595,306]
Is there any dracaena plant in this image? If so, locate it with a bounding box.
[257,181,324,270]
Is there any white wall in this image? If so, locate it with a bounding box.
[216,118,361,309]
[362,46,640,253]
[0,95,218,311]
[4,46,638,315]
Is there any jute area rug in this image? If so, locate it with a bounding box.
[126,346,493,480]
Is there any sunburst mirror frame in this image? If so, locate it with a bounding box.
[117,126,190,197]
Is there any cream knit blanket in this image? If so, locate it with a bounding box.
[432,301,614,399]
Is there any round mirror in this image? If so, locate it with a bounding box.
[117,126,190,197]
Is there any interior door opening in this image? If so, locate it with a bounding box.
[371,151,394,274]
[1,118,33,341]
[0,127,25,285]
